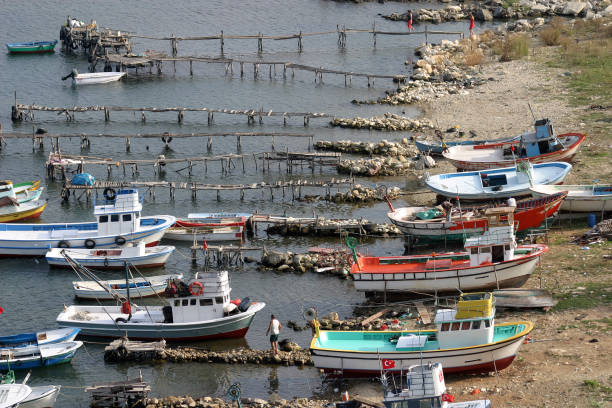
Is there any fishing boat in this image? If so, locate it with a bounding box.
[415,134,519,155]
[0,341,83,370]
[310,292,533,377]
[443,119,586,171]
[163,225,244,242]
[62,69,125,85]
[381,363,490,408]
[0,384,31,408]
[73,274,183,300]
[1,370,60,408]
[529,184,612,213]
[0,328,80,348]
[174,213,249,228]
[425,162,571,201]
[57,266,266,340]
[6,40,57,54]
[45,241,175,269]
[387,192,566,242]
[0,189,175,257]
[13,180,41,196]
[351,207,548,294]
[0,181,43,205]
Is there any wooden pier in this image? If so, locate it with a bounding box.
[86,374,150,408]
[60,18,132,59]
[60,177,356,202]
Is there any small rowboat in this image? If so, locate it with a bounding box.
[174,213,250,228]
[6,40,57,54]
[62,69,125,85]
[529,184,612,213]
[415,135,519,155]
[442,119,586,171]
[164,225,244,242]
[0,328,80,348]
[0,341,82,370]
[72,274,183,300]
[45,242,175,269]
[0,200,47,223]
[425,162,571,201]
[0,384,31,408]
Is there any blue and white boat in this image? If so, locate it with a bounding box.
[0,189,175,257]
[0,328,80,348]
[415,135,519,155]
[425,162,571,201]
[0,341,82,370]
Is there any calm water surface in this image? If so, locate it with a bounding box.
[0,1,484,405]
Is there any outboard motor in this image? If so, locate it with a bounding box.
[62,68,78,81]
[237,297,251,312]
[162,306,173,323]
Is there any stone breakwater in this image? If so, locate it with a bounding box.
[143,396,331,408]
[265,219,402,237]
[300,184,401,203]
[330,113,434,132]
[384,1,610,23]
[316,138,418,157]
[338,155,435,176]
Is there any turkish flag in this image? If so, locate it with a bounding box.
[381,359,395,370]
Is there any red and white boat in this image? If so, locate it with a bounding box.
[387,192,566,243]
[443,119,586,171]
[352,207,548,294]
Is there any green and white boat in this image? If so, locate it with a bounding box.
[6,40,57,53]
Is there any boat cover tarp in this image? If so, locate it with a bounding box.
[71,173,95,186]
[416,208,443,220]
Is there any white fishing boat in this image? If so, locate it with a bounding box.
[57,270,266,341]
[0,384,31,408]
[19,385,60,408]
[529,184,612,213]
[73,273,183,300]
[0,342,83,371]
[46,242,175,269]
[442,119,585,171]
[381,363,491,408]
[425,162,571,201]
[352,207,548,294]
[0,328,80,348]
[62,69,125,85]
[163,225,244,242]
[174,213,250,228]
[0,189,175,257]
[310,292,532,377]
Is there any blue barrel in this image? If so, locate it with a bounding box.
[588,213,597,227]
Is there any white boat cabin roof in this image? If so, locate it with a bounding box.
[94,189,142,216]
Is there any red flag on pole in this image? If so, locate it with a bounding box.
[381,359,395,370]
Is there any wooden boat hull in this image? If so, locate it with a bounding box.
[0,215,174,257]
[56,303,266,341]
[72,274,182,300]
[0,328,80,348]
[530,184,612,212]
[0,341,82,370]
[45,246,175,269]
[0,200,47,223]
[443,133,586,171]
[163,226,244,242]
[20,385,60,408]
[73,72,125,85]
[7,41,57,53]
[351,246,546,293]
[415,135,519,155]
[310,322,533,377]
[388,193,565,241]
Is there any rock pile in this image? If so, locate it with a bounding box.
[338,155,435,176]
[315,137,418,157]
[260,248,351,275]
[330,113,435,131]
[162,347,313,367]
[331,184,401,202]
[144,396,332,408]
[265,218,402,237]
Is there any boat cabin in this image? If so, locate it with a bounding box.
[162,271,236,324]
[383,363,447,408]
[514,118,563,158]
[434,292,495,349]
[464,207,516,266]
[94,189,142,237]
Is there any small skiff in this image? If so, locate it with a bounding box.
[0,200,47,223]
[530,184,612,213]
[0,181,43,205]
[0,341,83,370]
[0,328,80,348]
[163,225,244,242]
[46,242,175,269]
[6,40,57,53]
[425,162,571,201]
[174,213,250,228]
[0,384,31,408]
[310,292,532,377]
[73,273,183,300]
[415,135,519,155]
[442,119,586,171]
[18,385,60,408]
[387,192,566,242]
[62,69,125,85]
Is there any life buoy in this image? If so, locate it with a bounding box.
[58,240,70,248]
[189,281,204,296]
[103,187,116,201]
[121,301,131,315]
[84,239,96,249]
[114,236,127,246]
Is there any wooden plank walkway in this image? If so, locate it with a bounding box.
[414,301,431,325]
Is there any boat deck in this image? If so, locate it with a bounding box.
[67,307,164,324]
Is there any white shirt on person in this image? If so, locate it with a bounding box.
[271,319,280,335]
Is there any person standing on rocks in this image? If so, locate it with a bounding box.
[266,314,282,355]
[407,10,414,32]
[469,13,475,37]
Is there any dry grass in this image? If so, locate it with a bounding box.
[498,33,530,61]
[540,26,562,46]
[463,49,484,66]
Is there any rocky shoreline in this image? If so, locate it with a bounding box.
[330,113,434,131]
[315,138,418,156]
[143,396,332,408]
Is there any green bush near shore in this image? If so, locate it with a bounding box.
[498,33,530,61]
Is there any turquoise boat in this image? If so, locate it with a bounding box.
[6,40,57,54]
